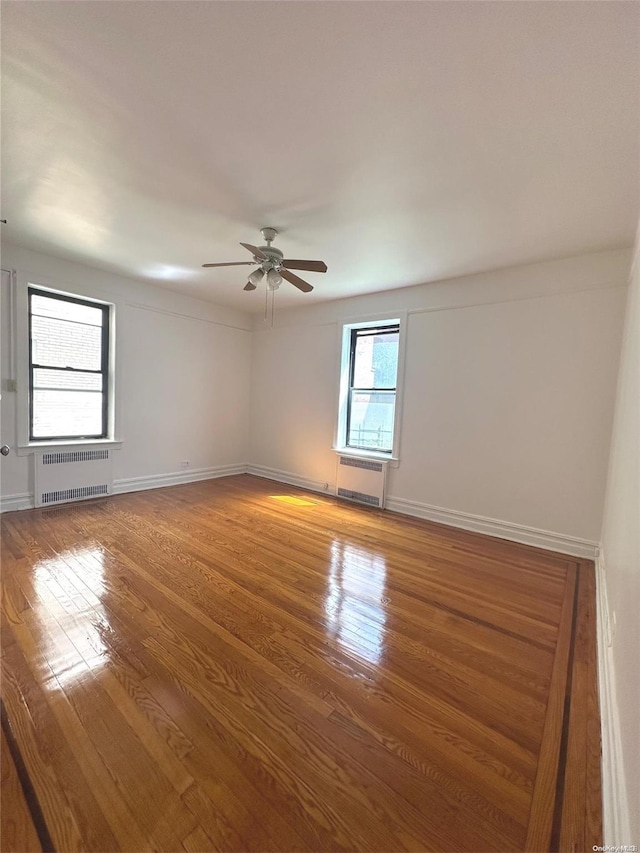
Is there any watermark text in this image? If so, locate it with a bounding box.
[593,846,638,852]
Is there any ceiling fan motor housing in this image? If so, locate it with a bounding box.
[257,246,283,269]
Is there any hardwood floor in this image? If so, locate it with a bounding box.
[1,474,602,852]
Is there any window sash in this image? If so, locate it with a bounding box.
[346,389,397,452]
[32,367,104,392]
[30,314,103,371]
[28,288,110,441]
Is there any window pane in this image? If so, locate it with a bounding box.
[31,315,102,370]
[31,294,104,326]
[353,332,399,389]
[32,390,103,438]
[347,391,396,451]
[33,368,103,391]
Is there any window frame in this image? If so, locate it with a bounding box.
[28,287,111,442]
[11,273,120,455]
[345,323,400,454]
[335,313,407,464]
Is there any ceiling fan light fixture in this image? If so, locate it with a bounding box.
[267,268,282,290]
[248,268,265,286]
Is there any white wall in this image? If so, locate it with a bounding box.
[0,244,253,505]
[250,249,630,548]
[599,235,640,844]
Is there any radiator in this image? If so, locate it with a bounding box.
[336,455,387,508]
[34,449,113,507]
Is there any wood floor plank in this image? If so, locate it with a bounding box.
[142,676,316,852]
[525,562,577,851]
[141,635,411,852]
[0,475,601,851]
[111,527,547,751]
[113,502,554,690]
[558,560,603,852]
[1,724,42,853]
[113,490,561,649]
[3,613,152,852]
[584,563,604,851]
[101,505,551,755]
[6,576,190,851]
[181,822,217,853]
[2,651,87,851]
[74,526,543,801]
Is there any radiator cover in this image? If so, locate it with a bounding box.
[34,449,113,507]
[336,455,387,508]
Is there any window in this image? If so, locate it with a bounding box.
[28,288,110,441]
[345,323,400,453]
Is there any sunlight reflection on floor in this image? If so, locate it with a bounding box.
[32,544,111,689]
[325,540,387,666]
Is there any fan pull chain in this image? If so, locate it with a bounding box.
[264,283,268,322]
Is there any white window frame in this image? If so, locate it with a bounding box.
[12,272,121,455]
[334,312,407,465]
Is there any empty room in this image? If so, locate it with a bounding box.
[1,2,638,852]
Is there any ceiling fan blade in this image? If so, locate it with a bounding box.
[240,242,267,260]
[282,259,327,273]
[243,282,257,291]
[202,261,256,268]
[280,268,313,293]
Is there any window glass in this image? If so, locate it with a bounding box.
[31,315,102,370]
[31,294,104,326]
[31,390,104,439]
[352,331,399,388]
[347,391,396,451]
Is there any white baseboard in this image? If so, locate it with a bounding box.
[113,463,247,495]
[385,495,598,558]
[0,492,34,513]
[246,464,332,496]
[595,549,631,847]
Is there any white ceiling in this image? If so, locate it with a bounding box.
[2,1,638,312]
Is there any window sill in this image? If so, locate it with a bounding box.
[16,439,123,457]
[334,446,399,467]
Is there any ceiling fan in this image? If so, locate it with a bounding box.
[202,227,327,293]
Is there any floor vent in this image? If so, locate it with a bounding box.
[336,455,387,508]
[43,449,109,465]
[41,485,109,505]
[337,488,381,506]
[339,456,384,472]
[35,450,113,507]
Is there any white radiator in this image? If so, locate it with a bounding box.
[34,449,113,507]
[336,455,387,508]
